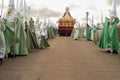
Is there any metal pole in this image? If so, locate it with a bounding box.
[86,12,89,25]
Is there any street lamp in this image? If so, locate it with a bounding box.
[86,12,89,24]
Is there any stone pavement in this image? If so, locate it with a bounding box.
[0,36,120,80]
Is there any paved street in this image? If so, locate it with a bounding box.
[0,36,120,80]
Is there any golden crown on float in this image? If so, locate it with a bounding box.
[58,7,76,27]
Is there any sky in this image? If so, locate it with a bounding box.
[0,0,120,24]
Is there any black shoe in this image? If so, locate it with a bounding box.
[107,50,111,53]
[0,58,3,65]
[112,50,118,54]
[10,54,16,59]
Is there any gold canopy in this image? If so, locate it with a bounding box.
[58,7,76,27]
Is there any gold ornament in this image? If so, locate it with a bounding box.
[6,8,12,17]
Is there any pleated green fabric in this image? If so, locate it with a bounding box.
[13,14,28,55]
[70,28,75,38]
[0,19,6,58]
[40,35,50,48]
[3,20,15,58]
[26,28,40,51]
[47,26,55,39]
[99,17,119,50]
[98,17,110,48]
[3,13,28,57]
[86,24,91,41]
[109,17,119,50]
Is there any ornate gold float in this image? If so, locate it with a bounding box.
[57,7,76,36]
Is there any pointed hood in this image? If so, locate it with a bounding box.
[18,0,24,16]
[9,0,15,9]
[24,0,28,16]
[5,0,16,18]
[109,0,117,17]
[9,0,14,6]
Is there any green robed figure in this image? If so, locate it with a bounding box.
[47,25,55,39]
[40,21,50,48]
[99,0,119,54]
[99,16,119,54]
[0,17,6,63]
[25,18,39,51]
[70,22,81,40]
[4,0,28,58]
